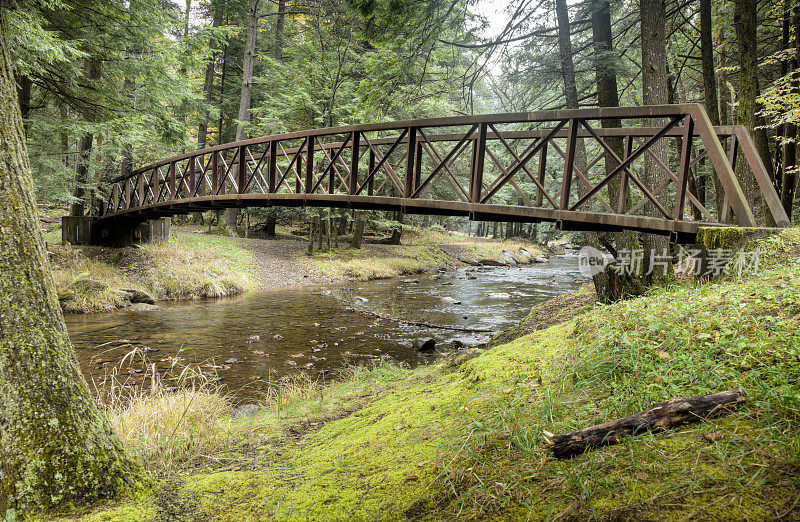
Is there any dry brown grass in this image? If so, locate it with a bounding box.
[91,343,337,477]
[139,236,252,299]
[92,347,236,477]
[50,234,255,312]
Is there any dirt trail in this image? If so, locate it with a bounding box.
[226,236,325,289]
[201,234,416,289]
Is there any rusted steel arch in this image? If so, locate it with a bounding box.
[95,104,788,243]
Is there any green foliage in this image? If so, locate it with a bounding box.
[12,0,199,206]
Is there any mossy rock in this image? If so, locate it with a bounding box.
[69,278,108,293]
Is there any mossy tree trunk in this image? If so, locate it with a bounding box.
[0,11,137,516]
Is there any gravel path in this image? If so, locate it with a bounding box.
[232,237,421,289]
[179,229,324,288]
[229,236,326,289]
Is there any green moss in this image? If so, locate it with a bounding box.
[48,496,157,522]
[487,286,596,347]
[697,226,748,250]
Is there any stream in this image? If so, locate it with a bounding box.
[66,255,587,403]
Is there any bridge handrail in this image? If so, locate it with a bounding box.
[113,104,715,183]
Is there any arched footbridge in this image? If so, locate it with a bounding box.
[74,104,788,245]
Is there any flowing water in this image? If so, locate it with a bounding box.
[66,255,587,402]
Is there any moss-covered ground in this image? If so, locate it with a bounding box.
[45,229,800,520]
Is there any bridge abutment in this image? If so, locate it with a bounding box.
[687,226,778,279]
[61,216,95,245]
[60,216,171,247]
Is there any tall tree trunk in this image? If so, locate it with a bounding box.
[225,0,261,236]
[15,73,30,134]
[199,3,224,149]
[556,0,612,296]
[235,0,259,142]
[387,211,403,244]
[699,0,722,220]
[258,0,286,237]
[590,0,643,299]
[317,214,324,249]
[0,14,137,514]
[716,22,728,126]
[307,215,316,255]
[734,0,772,222]
[640,0,671,282]
[70,60,101,217]
[350,212,366,249]
[70,133,93,217]
[325,216,332,249]
[700,0,720,126]
[263,215,277,237]
[178,0,192,153]
[274,0,285,61]
[780,4,799,219]
[59,102,70,169]
[714,21,728,215]
[217,39,229,144]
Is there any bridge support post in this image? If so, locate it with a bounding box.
[140,218,172,244]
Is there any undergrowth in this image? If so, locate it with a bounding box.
[51,234,255,312]
[430,229,800,520]
[305,229,545,282]
[307,244,452,281]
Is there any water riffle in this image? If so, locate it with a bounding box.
[66,255,586,402]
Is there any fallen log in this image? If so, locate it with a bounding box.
[548,388,747,459]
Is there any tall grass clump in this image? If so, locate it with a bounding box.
[51,233,256,312]
[94,347,236,478]
[140,234,254,299]
[50,245,145,312]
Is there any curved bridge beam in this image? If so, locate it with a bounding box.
[94,104,788,243]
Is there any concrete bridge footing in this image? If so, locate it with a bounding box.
[61,216,171,247]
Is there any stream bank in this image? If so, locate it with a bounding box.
[53,227,552,313]
[57,229,800,521]
[67,256,588,403]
